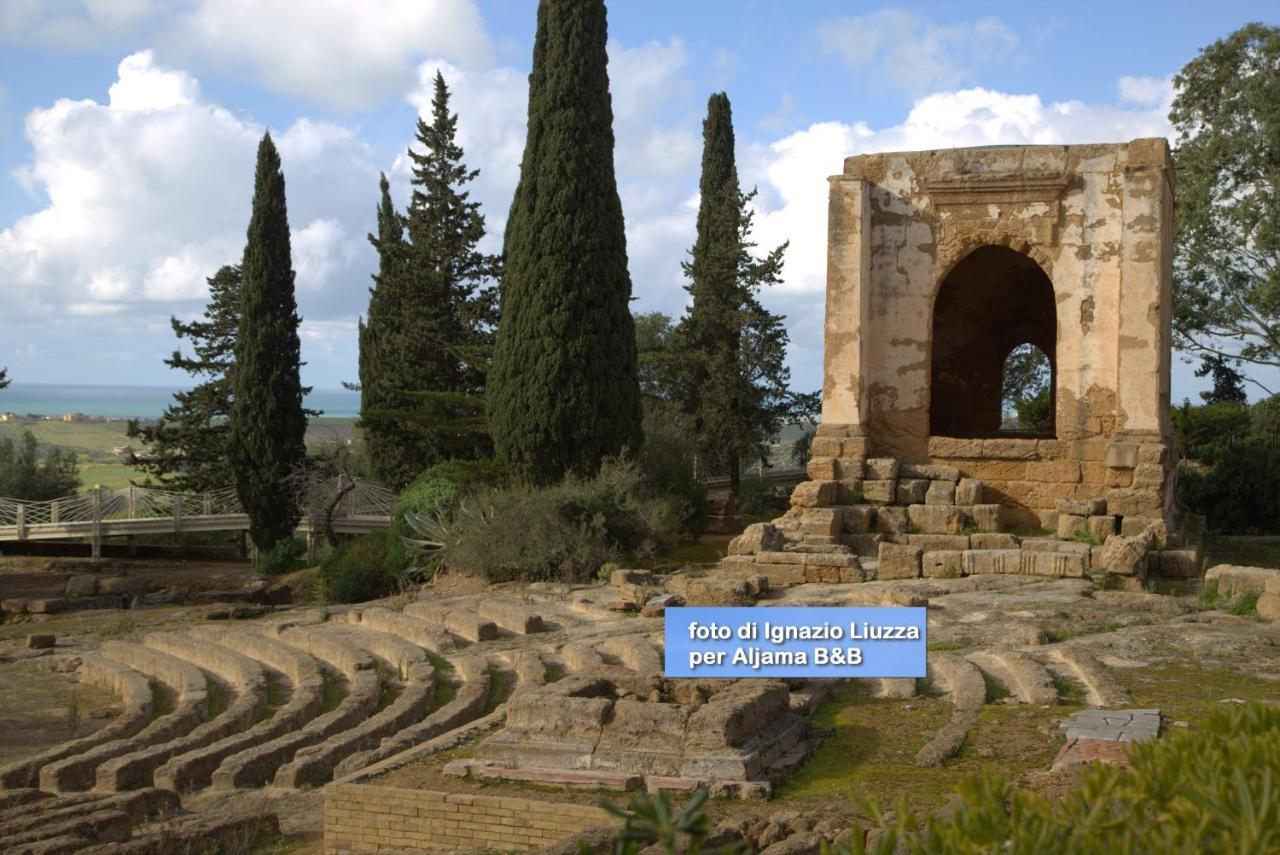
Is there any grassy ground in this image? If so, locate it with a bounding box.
[1202,536,1280,570]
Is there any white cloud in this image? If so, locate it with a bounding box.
[1118,75,1174,107]
[0,0,156,50]
[743,85,1176,302]
[163,0,493,112]
[0,50,380,333]
[818,10,1019,95]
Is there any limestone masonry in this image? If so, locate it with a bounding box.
[812,140,1176,531]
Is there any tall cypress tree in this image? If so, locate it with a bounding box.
[675,93,798,504]
[127,264,241,492]
[357,174,415,486]
[357,74,499,489]
[487,0,642,485]
[231,132,307,550]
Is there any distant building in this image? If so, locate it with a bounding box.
[62,413,87,422]
[0,412,18,422]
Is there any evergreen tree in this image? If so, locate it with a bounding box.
[675,93,802,503]
[357,73,499,489]
[230,132,308,550]
[0,367,9,390]
[357,174,416,486]
[488,0,642,485]
[126,265,241,492]
[1196,354,1249,405]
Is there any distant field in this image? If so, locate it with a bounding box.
[2,417,360,494]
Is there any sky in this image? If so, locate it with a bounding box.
[0,0,1276,402]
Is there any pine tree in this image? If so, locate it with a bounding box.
[675,93,800,504]
[230,132,307,550]
[357,73,499,489]
[0,367,9,390]
[126,265,241,492]
[487,0,642,485]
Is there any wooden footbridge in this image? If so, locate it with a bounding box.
[0,479,396,560]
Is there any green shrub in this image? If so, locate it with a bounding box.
[1172,399,1253,464]
[414,457,680,583]
[1179,440,1280,534]
[316,533,397,604]
[637,405,708,536]
[255,537,305,576]
[843,701,1280,853]
[386,459,506,573]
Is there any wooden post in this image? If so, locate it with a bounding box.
[173,494,183,533]
[15,504,25,541]
[127,485,137,519]
[203,494,212,516]
[306,529,317,564]
[50,500,59,524]
[91,485,102,564]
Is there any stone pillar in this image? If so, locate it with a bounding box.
[820,175,871,430]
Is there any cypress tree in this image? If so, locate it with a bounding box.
[357,74,499,489]
[230,132,307,550]
[127,264,242,492]
[357,174,416,487]
[488,0,642,485]
[675,93,798,505]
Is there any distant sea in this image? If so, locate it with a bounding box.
[0,383,361,420]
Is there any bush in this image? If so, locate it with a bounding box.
[638,403,707,535]
[1179,440,1280,534]
[316,533,398,603]
[736,475,783,519]
[414,457,680,583]
[1172,399,1253,463]
[385,459,506,573]
[255,537,305,576]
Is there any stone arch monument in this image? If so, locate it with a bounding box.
[808,139,1177,531]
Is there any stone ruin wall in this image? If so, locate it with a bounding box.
[811,139,1177,531]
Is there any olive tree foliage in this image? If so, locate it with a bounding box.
[1170,23,1280,396]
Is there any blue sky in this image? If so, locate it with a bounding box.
[0,0,1276,401]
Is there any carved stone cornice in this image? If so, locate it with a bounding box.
[923,174,1070,208]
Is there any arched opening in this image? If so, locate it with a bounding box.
[929,245,1056,438]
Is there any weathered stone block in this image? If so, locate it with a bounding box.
[970,503,1003,532]
[925,480,956,506]
[27,634,56,649]
[971,532,1017,549]
[843,505,876,533]
[1132,463,1165,489]
[876,543,921,579]
[1258,592,1280,621]
[981,439,1039,460]
[1103,442,1139,468]
[906,534,969,552]
[1158,550,1200,579]
[874,505,908,534]
[835,458,864,480]
[955,478,983,505]
[899,463,960,481]
[862,479,896,504]
[837,478,865,504]
[1120,516,1167,543]
[728,523,784,556]
[961,549,1028,575]
[1056,513,1087,540]
[845,533,885,557]
[1027,460,1082,483]
[1099,530,1155,577]
[864,458,899,480]
[799,508,842,537]
[809,437,842,458]
[928,436,983,458]
[1022,538,1090,555]
[65,575,98,598]
[1032,552,1088,578]
[806,457,836,481]
[1137,443,1168,465]
[895,479,928,505]
[1204,564,1280,596]
[1087,515,1117,541]
[790,480,838,508]
[1057,498,1106,516]
[908,504,966,535]
[922,550,964,578]
[1105,488,1163,517]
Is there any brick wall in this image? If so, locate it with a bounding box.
[324,782,616,853]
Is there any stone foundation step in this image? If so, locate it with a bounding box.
[443,759,643,790]
[404,601,498,644]
[353,605,454,654]
[477,601,547,634]
[92,632,270,792]
[152,628,328,792]
[1047,647,1131,708]
[0,655,154,789]
[917,652,985,768]
[966,650,1058,706]
[40,643,210,793]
